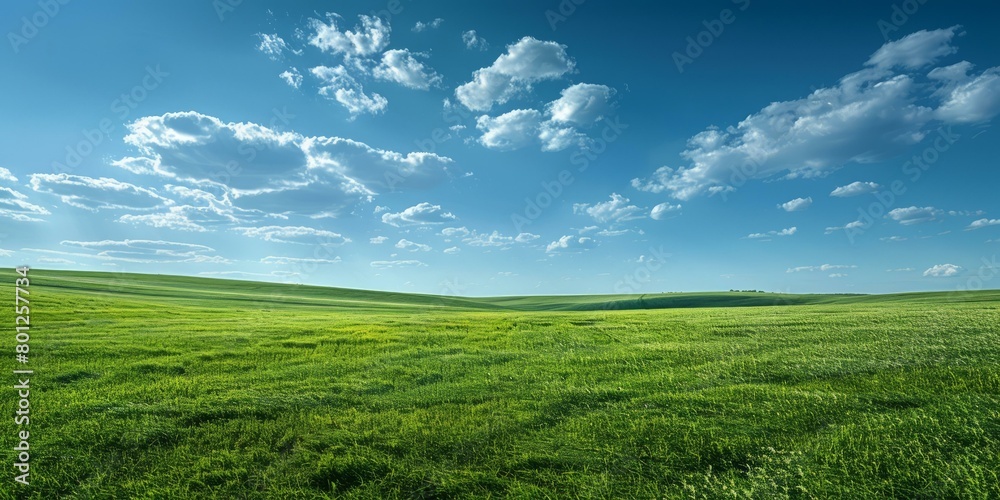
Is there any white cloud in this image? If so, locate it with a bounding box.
[308,14,390,57]
[256,33,288,60]
[574,193,644,224]
[116,111,453,217]
[779,197,812,212]
[0,167,17,182]
[279,68,303,89]
[829,273,848,278]
[412,18,443,32]
[381,202,456,226]
[476,109,542,150]
[37,257,76,265]
[888,206,941,225]
[370,260,427,269]
[923,263,962,277]
[650,202,682,220]
[825,220,866,234]
[455,36,574,111]
[0,180,49,222]
[233,226,349,245]
[747,227,797,239]
[370,236,389,244]
[515,232,540,243]
[311,65,388,116]
[443,246,461,254]
[118,211,207,232]
[396,238,431,252]
[631,26,1000,200]
[261,256,341,265]
[787,264,857,273]
[936,68,1000,123]
[29,173,170,212]
[830,181,881,197]
[57,239,229,264]
[886,267,915,272]
[461,30,488,51]
[373,49,442,90]
[866,26,960,70]
[546,83,614,126]
[545,235,596,253]
[476,107,590,152]
[441,226,471,238]
[968,218,1000,230]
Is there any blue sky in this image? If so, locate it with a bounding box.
[2,0,999,296]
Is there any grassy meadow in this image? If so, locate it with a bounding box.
[1,270,998,498]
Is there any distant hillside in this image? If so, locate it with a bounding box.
[27,269,1000,312]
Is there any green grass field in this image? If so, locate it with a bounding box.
[2,270,999,498]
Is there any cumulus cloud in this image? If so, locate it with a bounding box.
[0,167,17,183]
[935,67,1000,123]
[631,26,1000,200]
[747,227,797,239]
[650,202,682,220]
[115,111,453,217]
[373,49,442,90]
[888,206,942,225]
[256,33,288,60]
[866,27,960,70]
[923,263,962,277]
[455,36,575,111]
[308,14,390,57]
[476,109,543,150]
[967,218,1000,230]
[825,220,866,234]
[573,193,644,224]
[779,197,812,212]
[546,83,615,126]
[381,202,456,226]
[370,236,389,244]
[395,238,432,252]
[311,65,388,116]
[412,18,443,32]
[462,30,488,51]
[279,68,303,89]
[545,235,596,253]
[831,181,881,197]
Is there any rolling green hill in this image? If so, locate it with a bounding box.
[31,269,1000,312]
[2,270,998,498]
